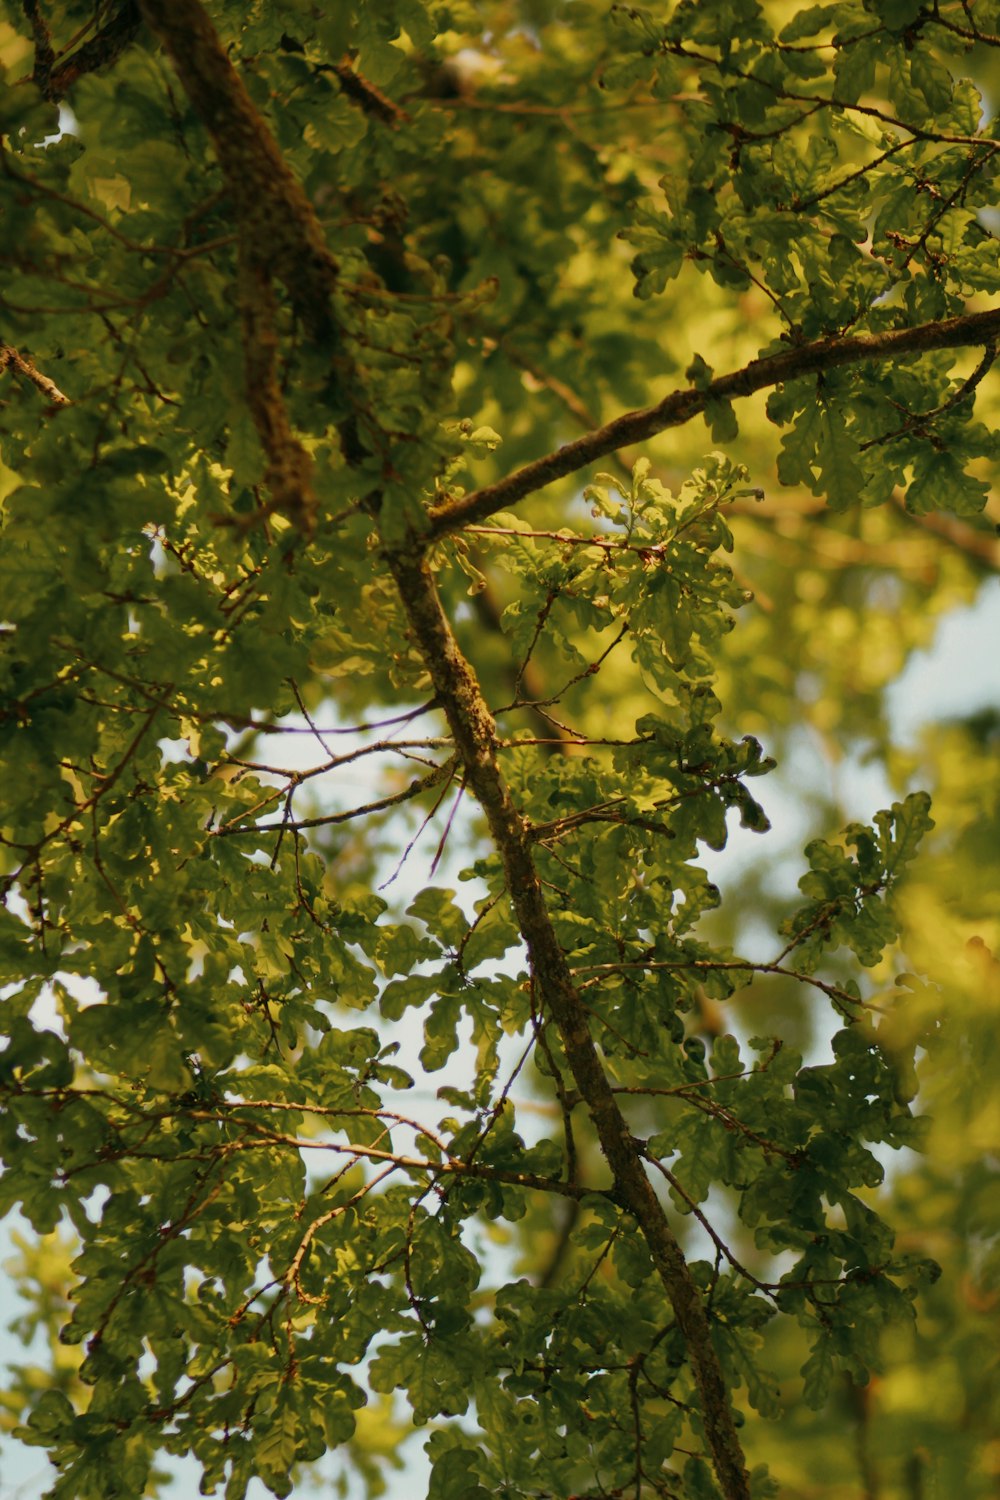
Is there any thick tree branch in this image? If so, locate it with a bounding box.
[382,544,751,1500]
[136,0,338,342]
[136,0,348,530]
[236,248,317,531]
[427,308,1000,538]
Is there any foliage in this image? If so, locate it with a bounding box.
[0,1,998,1497]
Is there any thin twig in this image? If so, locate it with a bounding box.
[0,341,70,405]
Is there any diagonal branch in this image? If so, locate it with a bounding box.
[381,543,752,1500]
[136,0,346,531]
[136,0,338,342]
[427,307,1000,538]
[23,0,142,102]
[0,340,70,406]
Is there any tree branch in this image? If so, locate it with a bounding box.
[381,544,752,1500]
[0,340,70,406]
[235,247,317,531]
[23,0,142,102]
[136,0,338,342]
[427,308,1000,538]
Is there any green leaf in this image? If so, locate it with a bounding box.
[254,1406,298,1497]
[407,888,470,947]
[705,395,739,443]
[802,1342,835,1407]
[910,50,953,113]
[906,451,990,516]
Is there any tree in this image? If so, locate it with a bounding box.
[1,1,998,1497]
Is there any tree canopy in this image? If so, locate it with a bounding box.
[1,2,999,1498]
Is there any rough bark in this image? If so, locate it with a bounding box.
[427,312,1000,537]
[137,0,338,341]
[383,544,753,1500]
